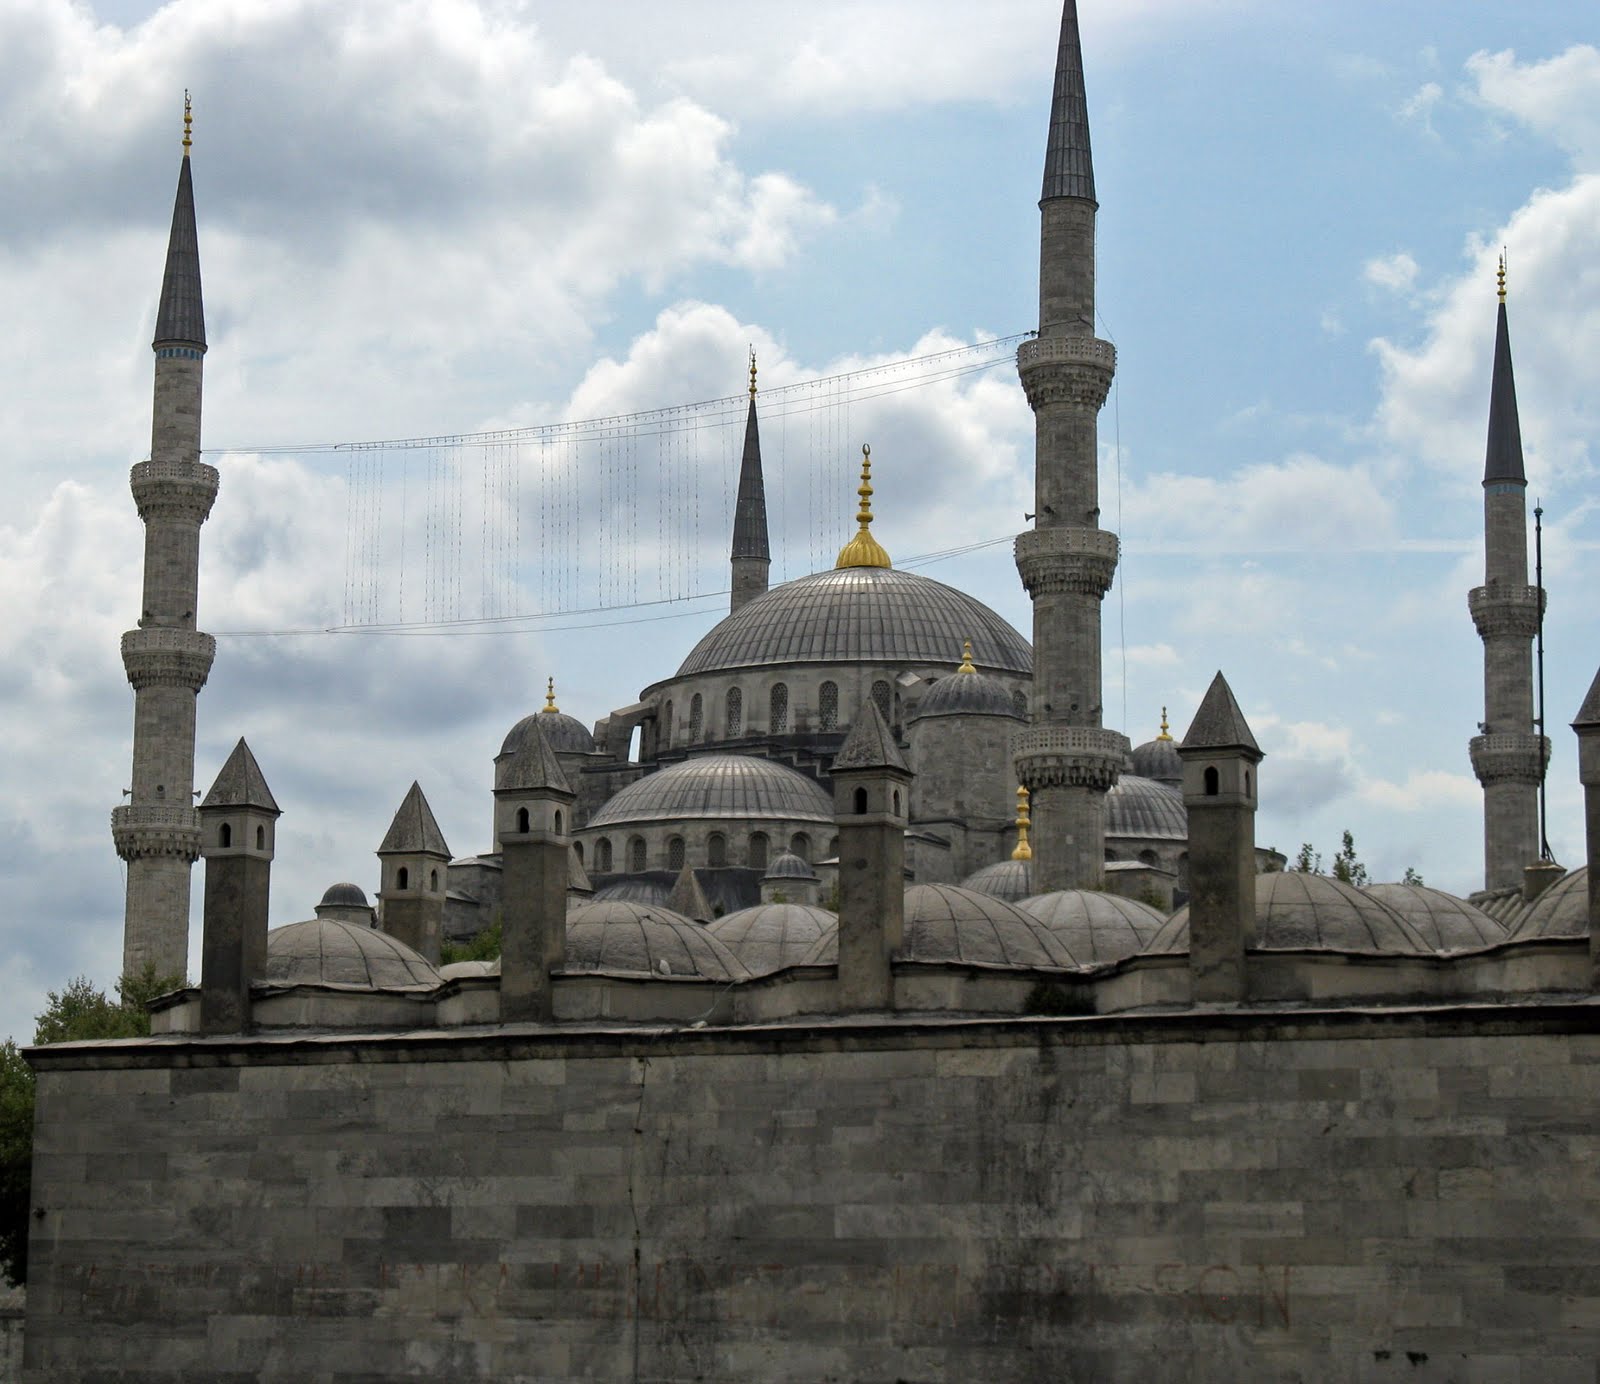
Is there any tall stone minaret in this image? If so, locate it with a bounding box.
[1468,258,1546,891]
[1013,1,1127,892]
[730,350,770,612]
[111,97,219,979]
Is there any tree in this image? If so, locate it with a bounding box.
[1330,831,1369,889]
[1293,843,1323,874]
[1402,866,1425,886]
[440,920,502,965]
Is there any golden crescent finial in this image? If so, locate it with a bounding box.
[1157,706,1172,741]
[1012,785,1033,861]
[749,347,757,400]
[183,90,193,157]
[1497,250,1507,304]
[542,677,559,714]
[957,640,977,674]
[835,442,891,568]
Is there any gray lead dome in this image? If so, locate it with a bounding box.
[586,754,832,827]
[674,567,1032,678]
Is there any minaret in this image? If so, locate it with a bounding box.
[1468,257,1546,891]
[730,350,771,613]
[1013,2,1127,892]
[112,95,220,980]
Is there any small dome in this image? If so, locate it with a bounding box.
[586,754,833,829]
[265,918,439,990]
[911,670,1023,721]
[1511,866,1589,941]
[318,882,370,909]
[961,859,1033,903]
[1472,885,1529,930]
[1019,891,1167,965]
[1146,872,1429,956]
[1106,776,1187,840]
[563,900,751,980]
[897,884,1078,968]
[438,959,497,980]
[709,904,837,974]
[1364,884,1507,952]
[763,851,818,882]
[593,877,673,907]
[500,709,595,757]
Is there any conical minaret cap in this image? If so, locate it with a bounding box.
[1041,0,1096,204]
[1483,274,1525,487]
[1179,672,1262,759]
[496,714,574,795]
[731,354,770,562]
[1574,667,1600,731]
[832,698,909,773]
[200,738,280,814]
[378,781,451,856]
[153,112,207,350]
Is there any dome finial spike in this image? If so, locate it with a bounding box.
[1497,249,1507,304]
[748,346,757,400]
[1157,706,1172,741]
[834,442,891,568]
[958,639,977,674]
[1012,785,1033,861]
[543,676,559,714]
[182,90,193,156]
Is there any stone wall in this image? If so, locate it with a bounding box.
[24,1005,1600,1382]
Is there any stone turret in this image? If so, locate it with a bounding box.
[1013,1,1127,892]
[1573,669,1600,986]
[1469,259,1546,890]
[830,700,912,1010]
[496,719,574,1023]
[113,97,220,979]
[197,739,279,1035]
[376,782,451,963]
[730,351,771,614]
[1178,674,1262,1004]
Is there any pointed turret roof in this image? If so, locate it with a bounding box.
[731,389,770,563]
[1041,0,1096,204]
[1483,286,1525,487]
[1574,668,1600,731]
[496,715,573,795]
[568,843,594,895]
[833,700,909,773]
[666,865,714,924]
[200,738,280,813]
[1180,672,1261,758]
[153,133,206,350]
[378,782,451,857]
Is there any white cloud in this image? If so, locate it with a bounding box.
[1364,251,1420,294]
[1467,45,1600,168]
[1398,80,1443,132]
[1359,768,1479,813]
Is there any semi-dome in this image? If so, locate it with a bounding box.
[709,903,837,974]
[563,900,750,980]
[912,668,1024,721]
[1106,776,1186,840]
[1364,884,1507,951]
[586,754,833,828]
[1511,866,1588,941]
[961,859,1033,903]
[673,567,1032,678]
[896,884,1078,968]
[763,851,818,882]
[264,918,439,990]
[1146,872,1430,956]
[439,959,497,980]
[1019,891,1166,965]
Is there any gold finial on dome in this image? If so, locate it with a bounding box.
[1011,785,1033,862]
[749,347,758,400]
[1156,706,1172,741]
[542,677,559,714]
[835,444,892,569]
[1497,251,1506,304]
[183,90,192,157]
[957,639,977,674]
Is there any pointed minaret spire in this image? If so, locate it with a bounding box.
[113,97,221,978]
[730,348,771,613]
[1469,254,1545,891]
[1041,0,1095,204]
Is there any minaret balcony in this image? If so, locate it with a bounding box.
[1469,733,1548,787]
[1017,336,1116,412]
[112,803,203,862]
[1468,584,1543,640]
[1012,726,1129,792]
[122,628,216,691]
[130,459,220,525]
[1014,526,1119,599]
[1017,335,1116,371]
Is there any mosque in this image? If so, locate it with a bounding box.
[28,4,1600,1380]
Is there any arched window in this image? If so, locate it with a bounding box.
[892,789,900,815]
[749,832,769,869]
[1204,766,1220,796]
[255,825,265,850]
[689,693,704,742]
[1244,770,1251,797]
[629,837,647,873]
[397,866,410,890]
[429,869,439,891]
[1139,849,1159,867]
[829,836,838,857]
[219,823,232,848]
[725,687,743,737]
[790,833,811,863]
[573,840,584,863]
[871,680,892,722]
[707,832,727,867]
[819,680,839,731]
[668,836,685,871]
[662,701,674,748]
[770,683,788,733]
[554,809,564,834]
[854,787,868,815]
[596,838,613,872]
[517,807,530,833]
[1012,689,1028,720]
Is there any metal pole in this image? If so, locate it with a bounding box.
[1535,501,1552,860]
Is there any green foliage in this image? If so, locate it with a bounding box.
[1402,866,1425,886]
[1292,843,1323,873]
[441,920,503,965]
[33,976,149,1044]
[1330,831,1369,889]
[0,1042,33,1288]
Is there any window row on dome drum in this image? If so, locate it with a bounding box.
[656,678,897,749]
[589,830,836,874]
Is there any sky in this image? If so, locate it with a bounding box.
[2,0,1597,1043]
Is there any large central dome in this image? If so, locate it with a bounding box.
[675,567,1032,677]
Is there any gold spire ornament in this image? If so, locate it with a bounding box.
[1497,251,1506,304]
[1011,786,1033,862]
[749,348,758,400]
[835,444,892,569]
[182,90,192,156]
[1157,707,1172,741]
[957,639,977,674]
[542,677,559,714]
